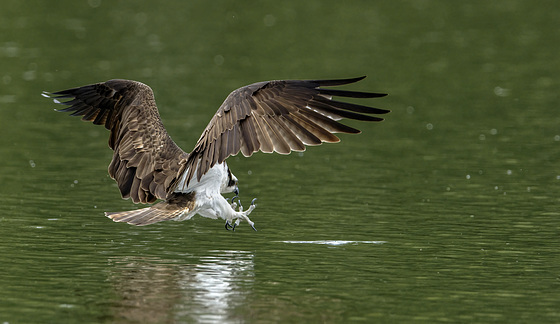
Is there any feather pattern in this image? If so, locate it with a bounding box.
[47,80,188,204]
[182,76,389,185]
[46,76,388,225]
[105,192,196,226]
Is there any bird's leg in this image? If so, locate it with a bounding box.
[225,193,258,231]
[236,198,257,211]
[232,198,258,231]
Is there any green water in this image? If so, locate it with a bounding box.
[1,1,559,323]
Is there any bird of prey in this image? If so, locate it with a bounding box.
[43,76,388,230]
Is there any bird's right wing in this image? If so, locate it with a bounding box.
[45,80,188,204]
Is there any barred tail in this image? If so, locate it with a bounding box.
[105,193,195,226]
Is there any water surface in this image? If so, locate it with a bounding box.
[1,1,559,323]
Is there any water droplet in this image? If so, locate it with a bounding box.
[87,0,101,8]
[2,42,20,57]
[426,123,433,130]
[494,86,511,97]
[263,14,276,27]
[213,55,224,66]
[97,60,111,70]
[22,70,36,81]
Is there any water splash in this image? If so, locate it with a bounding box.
[279,240,386,246]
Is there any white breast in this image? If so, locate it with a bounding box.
[175,162,229,194]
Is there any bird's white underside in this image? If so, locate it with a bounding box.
[172,162,256,226]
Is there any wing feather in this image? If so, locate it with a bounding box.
[272,118,306,151]
[181,76,388,186]
[263,115,295,154]
[290,111,341,143]
[252,117,274,153]
[46,80,187,204]
[280,114,322,145]
[240,117,259,156]
[49,76,388,191]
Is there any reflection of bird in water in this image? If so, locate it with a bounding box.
[108,252,255,323]
[108,257,183,323]
[44,76,388,230]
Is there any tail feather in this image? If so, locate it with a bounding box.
[105,192,196,226]
[105,206,186,226]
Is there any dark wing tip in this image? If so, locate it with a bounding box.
[318,88,388,99]
[307,76,387,101]
[308,75,367,87]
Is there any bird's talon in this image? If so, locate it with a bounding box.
[251,198,257,206]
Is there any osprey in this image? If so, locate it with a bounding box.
[44,76,388,230]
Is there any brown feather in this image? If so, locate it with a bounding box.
[290,112,341,143]
[180,76,387,185]
[280,114,322,146]
[252,117,274,153]
[263,115,292,154]
[106,192,195,226]
[50,80,188,204]
[50,76,387,199]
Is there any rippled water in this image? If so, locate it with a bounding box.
[1,1,559,323]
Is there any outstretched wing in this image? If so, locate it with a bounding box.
[179,76,388,189]
[45,80,188,204]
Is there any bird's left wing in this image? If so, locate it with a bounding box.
[179,76,388,189]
